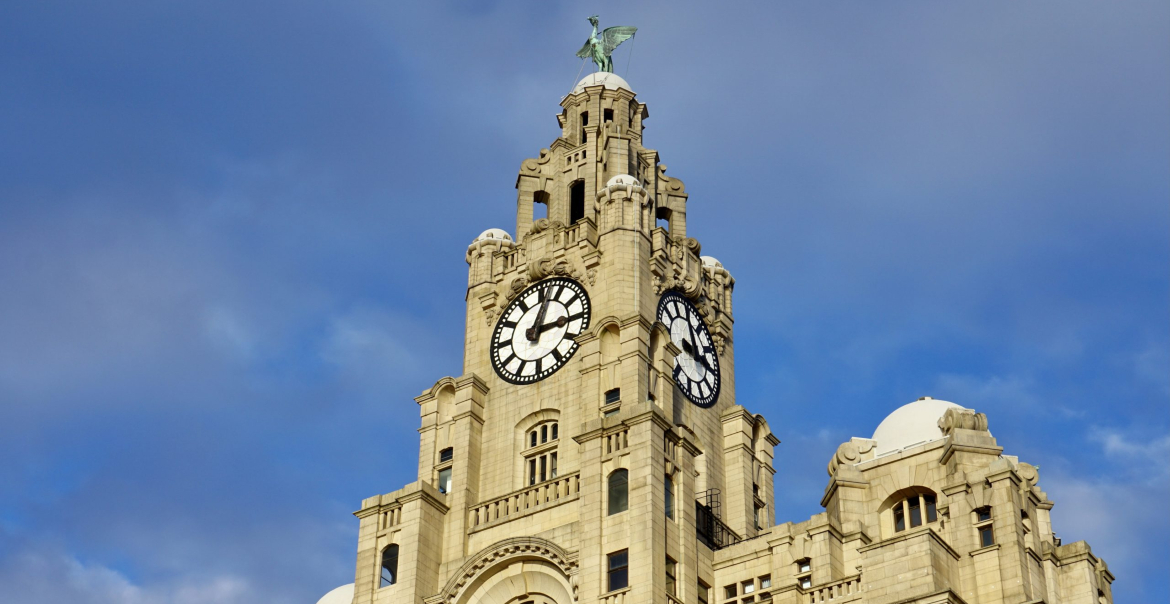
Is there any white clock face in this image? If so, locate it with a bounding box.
[491,277,591,384]
[657,291,721,407]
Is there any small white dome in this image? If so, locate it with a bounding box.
[573,72,633,94]
[872,397,967,456]
[701,256,722,268]
[475,228,512,242]
[606,174,639,187]
[316,583,355,604]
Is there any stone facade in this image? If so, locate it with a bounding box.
[334,73,1114,604]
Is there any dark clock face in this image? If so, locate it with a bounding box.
[657,291,721,407]
[491,277,591,384]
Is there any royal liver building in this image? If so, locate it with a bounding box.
[316,69,1115,604]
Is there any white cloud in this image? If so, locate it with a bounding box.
[0,547,260,604]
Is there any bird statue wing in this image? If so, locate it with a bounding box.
[600,26,637,56]
[576,40,594,59]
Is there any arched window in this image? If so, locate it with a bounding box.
[892,492,938,532]
[665,474,675,519]
[524,420,559,485]
[608,469,629,515]
[380,544,399,587]
[570,180,585,224]
[579,111,589,143]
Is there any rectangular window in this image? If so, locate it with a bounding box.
[530,431,537,447]
[541,425,548,443]
[759,576,771,589]
[798,561,811,574]
[665,557,677,596]
[742,581,754,594]
[528,459,537,485]
[604,108,614,122]
[977,507,992,522]
[909,496,922,528]
[539,455,547,482]
[552,424,558,440]
[800,577,812,589]
[725,585,737,600]
[924,494,937,523]
[439,447,453,463]
[438,467,452,494]
[742,598,754,604]
[550,453,558,479]
[979,524,995,548]
[699,581,710,604]
[604,408,620,417]
[605,388,621,404]
[894,503,906,532]
[607,550,629,592]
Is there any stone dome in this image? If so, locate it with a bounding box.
[573,72,633,94]
[606,174,639,187]
[475,228,512,242]
[315,584,355,604]
[872,397,967,456]
[701,256,723,269]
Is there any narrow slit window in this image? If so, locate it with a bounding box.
[894,502,906,532]
[528,459,537,485]
[699,581,710,604]
[570,180,585,224]
[665,557,677,596]
[608,469,629,514]
[551,423,558,440]
[380,544,399,587]
[550,452,558,478]
[530,431,538,447]
[539,456,547,482]
[665,474,675,519]
[924,494,937,523]
[541,425,548,443]
[909,496,922,528]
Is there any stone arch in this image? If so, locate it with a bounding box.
[440,538,577,604]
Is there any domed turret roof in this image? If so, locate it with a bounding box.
[573,72,633,94]
[316,584,355,604]
[475,228,512,242]
[701,256,722,268]
[871,397,967,456]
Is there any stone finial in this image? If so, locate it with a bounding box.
[937,407,989,435]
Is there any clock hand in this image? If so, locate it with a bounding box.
[525,289,553,341]
[678,337,711,369]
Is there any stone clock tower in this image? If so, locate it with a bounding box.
[342,70,774,604]
[324,71,1115,604]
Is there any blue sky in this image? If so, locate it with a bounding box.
[1,2,1166,602]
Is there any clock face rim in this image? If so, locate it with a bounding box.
[490,277,592,385]
[657,291,722,408]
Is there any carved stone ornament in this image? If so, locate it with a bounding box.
[586,268,597,286]
[484,307,499,327]
[828,439,875,477]
[436,537,579,604]
[527,256,584,283]
[938,408,989,435]
[505,276,529,301]
[521,148,553,174]
[529,217,565,235]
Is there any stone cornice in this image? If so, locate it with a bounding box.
[858,526,960,561]
[354,483,450,518]
[939,441,1004,465]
